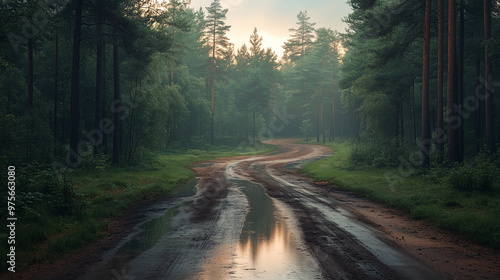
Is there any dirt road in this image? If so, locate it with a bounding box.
[23,139,500,280]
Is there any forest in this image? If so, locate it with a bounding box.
[1,0,500,277]
[0,0,345,169]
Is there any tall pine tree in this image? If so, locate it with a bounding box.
[283,11,316,63]
[204,0,231,145]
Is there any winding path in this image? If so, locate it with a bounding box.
[52,139,500,280]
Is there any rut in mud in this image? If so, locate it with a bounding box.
[28,139,500,280]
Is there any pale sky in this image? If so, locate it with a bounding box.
[189,0,352,59]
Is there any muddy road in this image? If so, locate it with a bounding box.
[31,139,500,280]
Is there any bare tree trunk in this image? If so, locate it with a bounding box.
[421,0,431,168]
[474,52,482,152]
[210,23,216,145]
[412,81,416,144]
[316,102,319,142]
[95,4,105,154]
[458,0,465,162]
[437,0,445,163]
[112,20,122,165]
[70,0,83,167]
[102,42,108,154]
[253,109,256,146]
[330,92,334,142]
[447,0,458,163]
[322,102,325,143]
[484,0,496,154]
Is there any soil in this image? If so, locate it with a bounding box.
[8,139,500,280]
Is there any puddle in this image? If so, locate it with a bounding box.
[295,193,441,280]
[171,178,198,198]
[229,180,323,279]
[78,180,198,280]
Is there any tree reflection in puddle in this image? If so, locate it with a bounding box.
[232,180,322,279]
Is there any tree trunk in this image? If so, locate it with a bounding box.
[316,101,319,142]
[330,92,334,142]
[474,52,482,152]
[322,56,326,143]
[210,24,216,145]
[457,0,465,162]
[447,0,458,163]
[95,4,105,154]
[54,34,58,156]
[484,0,496,154]
[253,109,256,146]
[412,81,416,144]
[322,102,325,143]
[102,42,108,154]
[421,0,431,168]
[69,0,83,167]
[437,0,444,163]
[112,20,122,165]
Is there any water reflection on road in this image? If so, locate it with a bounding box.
[229,180,322,279]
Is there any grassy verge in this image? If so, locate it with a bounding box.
[299,139,500,249]
[3,143,277,272]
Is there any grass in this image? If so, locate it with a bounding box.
[2,143,277,273]
[299,139,500,249]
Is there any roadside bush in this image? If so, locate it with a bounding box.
[445,154,498,192]
[79,152,110,171]
[14,165,85,215]
[348,137,402,168]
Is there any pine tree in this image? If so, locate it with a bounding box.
[204,0,231,145]
[283,11,316,63]
[421,0,431,168]
[69,0,83,167]
[437,0,444,163]
[447,0,458,163]
[484,0,496,154]
[249,28,264,59]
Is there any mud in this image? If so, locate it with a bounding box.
[13,139,500,280]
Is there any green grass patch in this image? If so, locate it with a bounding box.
[298,139,500,249]
[1,143,277,273]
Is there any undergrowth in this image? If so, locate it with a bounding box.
[299,139,500,249]
[0,142,277,273]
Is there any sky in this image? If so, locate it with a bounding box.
[188,0,353,59]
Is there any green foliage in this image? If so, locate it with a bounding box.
[283,11,316,62]
[14,165,85,216]
[443,154,498,192]
[300,119,313,140]
[301,140,500,249]
[347,137,402,168]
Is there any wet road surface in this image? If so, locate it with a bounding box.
[78,139,443,280]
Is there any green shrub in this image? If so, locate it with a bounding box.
[79,152,110,171]
[445,154,498,192]
[15,166,84,215]
[347,138,402,168]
